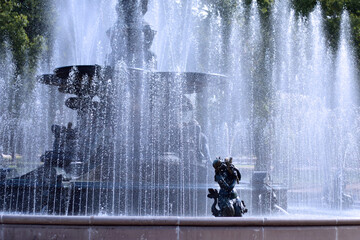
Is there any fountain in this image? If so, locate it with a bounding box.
[1,0,360,239]
[0,0,228,216]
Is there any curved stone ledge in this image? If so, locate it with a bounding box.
[2,215,360,240]
[1,214,360,227]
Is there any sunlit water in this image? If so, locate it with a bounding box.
[0,0,359,216]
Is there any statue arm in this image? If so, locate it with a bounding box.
[51,125,61,136]
[235,168,241,181]
[229,179,237,190]
[215,174,232,191]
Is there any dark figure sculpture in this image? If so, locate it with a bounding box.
[41,122,77,169]
[181,97,211,164]
[208,157,247,217]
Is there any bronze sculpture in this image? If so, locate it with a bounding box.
[208,157,247,217]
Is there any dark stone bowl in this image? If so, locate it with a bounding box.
[54,65,102,80]
[38,65,226,95]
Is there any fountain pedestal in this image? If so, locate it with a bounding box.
[0,64,226,216]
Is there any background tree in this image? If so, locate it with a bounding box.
[205,0,360,171]
[343,0,360,66]
[252,0,274,171]
[290,0,360,66]
[0,0,54,158]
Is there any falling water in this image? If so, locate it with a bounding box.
[54,0,116,65]
[0,0,359,216]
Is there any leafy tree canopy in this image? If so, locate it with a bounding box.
[0,0,53,77]
[0,0,53,117]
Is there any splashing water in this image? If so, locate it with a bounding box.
[0,0,359,217]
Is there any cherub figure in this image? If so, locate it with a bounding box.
[207,157,247,217]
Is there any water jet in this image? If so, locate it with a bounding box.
[1,0,360,239]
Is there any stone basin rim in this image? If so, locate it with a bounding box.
[53,65,226,76]
[1,215,360,227]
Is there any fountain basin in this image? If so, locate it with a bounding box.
[37,65,226,94]
[1,215,360,240]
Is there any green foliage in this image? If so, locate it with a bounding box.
[0,0,53,116]
[0,1,30,75]
[320,0,345,16]
[1,0,53,75]
[345,0,360,65]
[320,0,360,65]
[290,0,360,65]
[257,0,274,15]
[202,0,239,22]
[350,14,360,63]
[320,0,344,51]
[291,0,317,17]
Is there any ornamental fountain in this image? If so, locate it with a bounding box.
[0,0,228,216]
[0,0,360,239]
